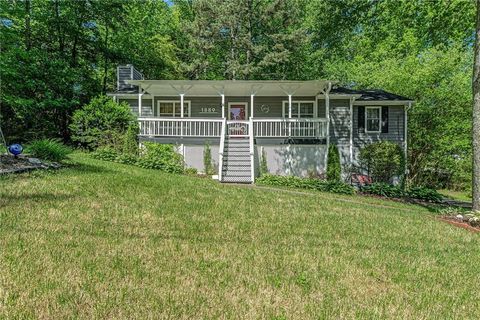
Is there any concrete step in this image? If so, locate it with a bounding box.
[224,146,250,151]
[222,167,251,175]
[223,162,251,168]
[223,151,250,156]
[225,139,249,143]
[221,176,252,183]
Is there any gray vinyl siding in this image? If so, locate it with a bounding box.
[352,105,405,143]
[118,98,153,117]
[328,99,351,167]
[144,95,319,118]
[317,99,326,118]
[117,65,143,91]
[118,66,133,91]
[351,105,405,164]
[329,99,351,145]
[327,100,406,167]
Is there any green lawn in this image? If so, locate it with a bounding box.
[1,153,479,319]
[439,189,472,202]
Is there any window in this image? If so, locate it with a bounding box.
[157,101,190,117]
[282,101,316,118]
[365,106,381,132]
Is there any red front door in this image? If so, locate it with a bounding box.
[229,104,246,120]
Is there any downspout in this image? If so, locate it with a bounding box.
[349,97,355,164]
[138,91,143,136]
[325,82,332,173]
[404,102,411,179]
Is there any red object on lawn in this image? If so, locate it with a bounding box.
[351,174,373,186]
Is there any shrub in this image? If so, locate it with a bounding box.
[26,139,72,162]
[406,186,443,202]
[122,123,139,156]
[203,142,214,175]
[136,143,184,174]
[91,146,119,161]
[260,147,269,175]
[327,144,341,182]
[70,95,135,150]
[256,174,355,195]
[115,153,138,165]
[359,141,405,183]
[361,183,405,198]
[185,167,198,175]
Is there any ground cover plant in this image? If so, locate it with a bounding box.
[26,139,72,162]
[361,183,443,202]
[0,153,479,319]
[256,174,355,195]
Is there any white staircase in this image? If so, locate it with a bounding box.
[219,120,254,183]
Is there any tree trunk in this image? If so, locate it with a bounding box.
[473,0,480,212]
[24,0,31,50]
[102,22,110,94]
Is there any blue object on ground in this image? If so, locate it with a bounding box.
[8,144,23,156]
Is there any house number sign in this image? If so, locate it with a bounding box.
[200,107,218,114]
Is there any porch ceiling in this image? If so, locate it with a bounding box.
[127,80,334,97]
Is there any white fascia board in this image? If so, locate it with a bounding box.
[317,94,362,99]
[353,100,414,106]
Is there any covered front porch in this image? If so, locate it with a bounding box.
[127,79,333,140]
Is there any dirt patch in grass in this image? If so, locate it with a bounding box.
[438,216,480,233]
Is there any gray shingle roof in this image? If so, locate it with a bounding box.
[331,86,412,101]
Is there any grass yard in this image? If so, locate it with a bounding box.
[439,189,473,202]
[1,153,479,319]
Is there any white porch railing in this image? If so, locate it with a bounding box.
[138,117,328,138]
[139,117,223,137]
[252,118,328,138]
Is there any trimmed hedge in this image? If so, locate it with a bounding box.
[91,143,184,174]
[256,174,355,195]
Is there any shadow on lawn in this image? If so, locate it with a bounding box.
[67,162,115,175]
[0,192,75,209]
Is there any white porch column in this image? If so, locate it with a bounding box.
[221,94,225,118]
[138,92,142,117]
[180,93,185,117]
[250,94,254,118]
[288,94,292,118]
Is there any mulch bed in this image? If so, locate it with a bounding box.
[0,154,60,175]
[438,216,480,233]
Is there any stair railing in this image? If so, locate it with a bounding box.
[218,118,227,182]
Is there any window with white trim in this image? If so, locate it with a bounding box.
[365,106,381,132]
[282,101,315,118]
[157,101,191,117]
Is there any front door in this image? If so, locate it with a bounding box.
[228,103,248,137]
[229,104,247,120]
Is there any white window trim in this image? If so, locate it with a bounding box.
[227,102,248,120]
[281,100,317,118]
[157,100,191,117]
[365,106,381,133]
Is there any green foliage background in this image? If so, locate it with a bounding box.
[0,0,475,189]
